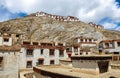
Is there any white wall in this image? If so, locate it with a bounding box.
[0,37,12,46]
[0,51,19,78]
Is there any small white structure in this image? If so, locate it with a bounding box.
[19,41,68,69]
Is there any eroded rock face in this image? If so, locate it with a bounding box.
[0,13,120,44]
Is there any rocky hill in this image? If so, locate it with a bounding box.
[0,12,120,44]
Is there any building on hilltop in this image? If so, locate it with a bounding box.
[35,11,79,22]
[88,22,104,30]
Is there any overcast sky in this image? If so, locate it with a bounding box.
[0,0,120,30]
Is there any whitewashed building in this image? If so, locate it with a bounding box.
[99,39,120,53]
[19,41,68,69]
[70,36,97,55]
[0,33,21,78]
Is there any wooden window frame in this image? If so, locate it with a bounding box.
[49,49,54,56]
[26,61,32,68]
[50,60,54,64]
[26,49,33,56]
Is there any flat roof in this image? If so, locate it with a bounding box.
[0,44,21,52]
[71,55,112,60]
[34,65,98,78]
[34,65,120,78]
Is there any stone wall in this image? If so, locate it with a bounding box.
[0,52,19,78]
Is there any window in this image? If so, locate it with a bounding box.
[38,59,44,65]
[41,43,46,46]
[33,42,39,45]
[41,49,43,55]
[80,52,82,55]
[26,49,33,56]
[50,60,54,64]
[81,39,83,42]
[113,56,118,61]
[66,48,70,52]
[0,57,3,69]
[59,50,64,57]
[85,39,87,42]
[3,38,9,42]
[58,43,63,46]
[105,43,109,48]
[49,49,54,56]
[89,39,92,42]
[16,34,19,37]
[26,61,32,68]
[47,43,52,46]
[117,42,120,47]
[41,43,53,46]
[23,41,30,45]
[74,47,78,52]
[86,52,88,55]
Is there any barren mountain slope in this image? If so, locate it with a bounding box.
[0,13,120,44]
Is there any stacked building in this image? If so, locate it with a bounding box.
[19,41,68,69]
[0,33,21,78]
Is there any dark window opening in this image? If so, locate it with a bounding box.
[113,56,118,61]
[38,59,44,65]
[26,49,33,56]
[23,41,30,45]
[49,49,54,56]
[105,43,109,48]
[47,43,52,46]
[41,43,53,46]
[89,39,92,42]
[26,61,32,68]
[80,53,82,55]
[3,38,9,42]
[74,47,78,52]
[68,54,71,58]
[0,57,3,68]
[66,48,69,52]
[117,42,120,47]
[86,52,88,55]
[59,50,64,57]
[81,39,83,42]
[58,43,63,46]
[41,49,43,55]
[50,60,54,64]
[113,52,119,54]
[16,34,20,37]
[33,42,39,45]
